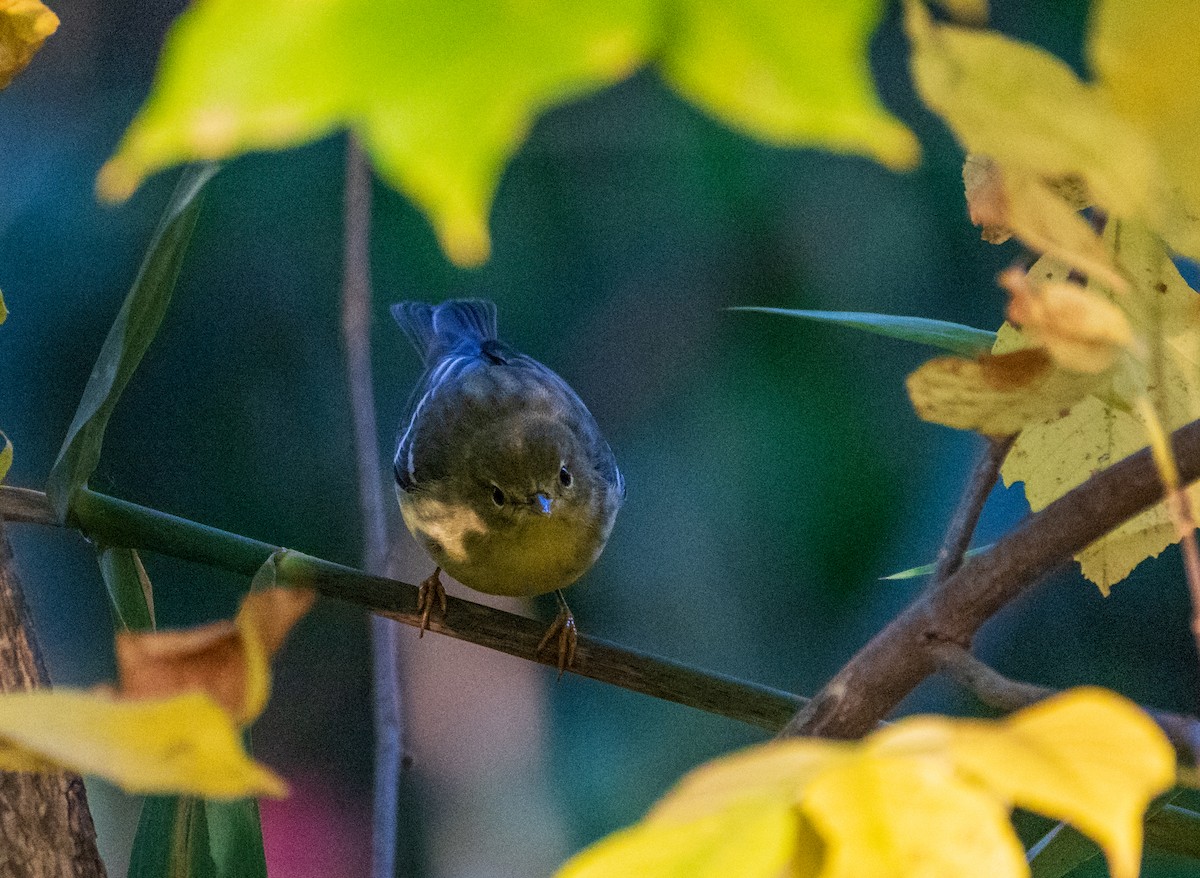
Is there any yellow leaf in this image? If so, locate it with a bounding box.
[906,348,1100,436]
[116,584,314,724]
[906,0,1157,223]
[98,0,660,267]
[929,0,988,26]
[1088,0,1200,260]
[1000,267,1133,374]
[557,797,808,878]
[0,690,285,798]
[947,688,1175,878]
[649,738,850,824]
[802,752,1027,878]
[1002,223,1200,591]
[0,430,10,484]
[963,155,1125,291]
[0,0,58,90]
[0,287,7,323]
[555,688,1171,878]
[662,0,919,171]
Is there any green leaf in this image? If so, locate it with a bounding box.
[880,545,993,580]
[129,795,268,878]
[0,288,7,324]
[1027,796,1200,878]
[1144,804,1200,860]
[100,0,916,267]
[660,0,918,169]
[1027,821,1099,878]
[97,546,155,632]
[45,163,216,523]
[730,307,997,356]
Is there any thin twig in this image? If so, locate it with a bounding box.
[4,486,807,731]
[929,642,1200,763]
[782,416,1200,739]
[8,417,1200,741]
[931,435,1014,585]
[340,135,408,878]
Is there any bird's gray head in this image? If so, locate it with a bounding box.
[465,417,594,524]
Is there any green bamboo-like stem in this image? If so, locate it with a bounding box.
[7,485,805,732]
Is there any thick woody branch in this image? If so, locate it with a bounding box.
[0,515,107,876]
[783,417,1200,739]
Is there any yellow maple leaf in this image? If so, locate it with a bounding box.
[0,0,58,90]
[962,155,1125,291]
[554,689,1174,878]
[944,688,1175,878]
[0,691,285,798]
[0,579,313,799]
[1000,267,1134,374]
[0,430,11,484]
[1088,0,1200,260]
[117,584,314,724]
[1001,222,1200,592]
[557,798,806,878]
[906,347,1100,437]
[803,752,1027,878]
[905,0,1156,224]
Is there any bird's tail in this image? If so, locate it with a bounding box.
[391,299,498,366]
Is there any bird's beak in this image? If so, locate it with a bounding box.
[533,492,553,516]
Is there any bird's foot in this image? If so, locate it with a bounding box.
[416,567,447,637]
[536,592,578,679]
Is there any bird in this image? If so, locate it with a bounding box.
[391,298,624,674]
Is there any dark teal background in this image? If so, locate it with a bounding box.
[2,1,1198,876]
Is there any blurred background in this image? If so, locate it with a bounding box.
[2,1,1198,876]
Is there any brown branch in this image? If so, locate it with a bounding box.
[0,516,107,876]
[931,436,1014,584]
[783,416,1200,739]
[339,135,409,878]
[1,486,806,733]
[8,419,1200,744]
[930,642,1200,764]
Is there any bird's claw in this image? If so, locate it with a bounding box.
[416,567,447,637]
[536,608,577,679]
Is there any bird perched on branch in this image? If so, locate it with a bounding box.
[391,299,624,673]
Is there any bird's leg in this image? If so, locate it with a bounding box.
[536,590,578,678]
[416,566,447,637]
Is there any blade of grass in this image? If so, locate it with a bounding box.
[730,307,996,356]
[46,163,218,522]
[880,545,993,580]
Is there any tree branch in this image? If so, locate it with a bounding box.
[782,417,1200,739]
[930,642,1200,764]
[3,486,805,732]
[8,418,1200,744]
[931,436,1013,584]
[0,515,107,876]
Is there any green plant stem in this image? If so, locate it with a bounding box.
[5,486,806,733]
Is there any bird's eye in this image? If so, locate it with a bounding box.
[492,486,506,507]
[559,466,573,488]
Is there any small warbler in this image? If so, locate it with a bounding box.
[392,299,624,672]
